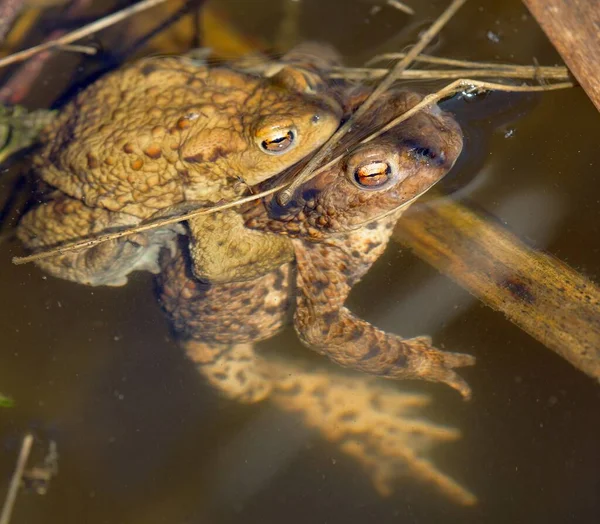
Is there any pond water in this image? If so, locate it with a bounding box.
[0,0,599,523]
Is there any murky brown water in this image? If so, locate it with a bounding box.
[1,0,599,523]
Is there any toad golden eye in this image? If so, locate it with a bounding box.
[354,161,392,188]
[259,129,296,155]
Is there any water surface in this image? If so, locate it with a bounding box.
[0,0,598,523]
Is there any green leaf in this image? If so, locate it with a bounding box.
[0,394,14,408]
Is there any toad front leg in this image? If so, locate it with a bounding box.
[17,192,181,286]
[157,250,293,402]
[292,229,475,399]
[146,202,294,283]
[187,210,294,283]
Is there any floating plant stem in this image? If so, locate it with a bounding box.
[0,434,33,524]
[329,65,571,82]
[365,52,545,69]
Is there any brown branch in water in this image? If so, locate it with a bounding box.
[0,0,25,45]
[522,0,600,112]
[0,433,34,524]
[329,65,571,82]
[10,78,574,266]
[394,193,600,381]
[0,0,170,70]
[0,0,93,104]
[0,47,54,103]
[277,0,469,204]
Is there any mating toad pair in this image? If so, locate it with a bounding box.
[17,44,475,398]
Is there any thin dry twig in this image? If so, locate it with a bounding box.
[10,77,574,266]
[287,78,574,187]
[387,0,414,16]
[12,184,285,265]
[329,65,571,81]
[361,79,574,141]
[277,0,469,205]
[55,43,98,55]
[365,52,546,69]
[0,433,34,524]
[0,0,169,70]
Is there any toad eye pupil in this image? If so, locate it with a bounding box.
[354,161,391,188]
[260,130,295,154]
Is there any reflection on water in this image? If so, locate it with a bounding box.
[1,0,599,523]
[204,354,476,508]
[266,358,475,504]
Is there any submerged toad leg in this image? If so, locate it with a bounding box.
[292,223,475,399]
[157,249,293,401]
[17,192,181,286]
[267,356,476,505]
[183,341,272,403]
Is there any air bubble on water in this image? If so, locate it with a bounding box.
[460,87,480,102]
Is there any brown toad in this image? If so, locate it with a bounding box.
[17,48,342,286]
[157,89,475,401]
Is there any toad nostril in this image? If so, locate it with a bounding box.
[311,114,321,124]
[415,147,436,159]
[408,142,446,166]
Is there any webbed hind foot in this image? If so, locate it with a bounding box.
[184,341,272,403]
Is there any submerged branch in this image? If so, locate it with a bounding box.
[522,0,600,112]
[0,0,24,45]
[394,194,600,381]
